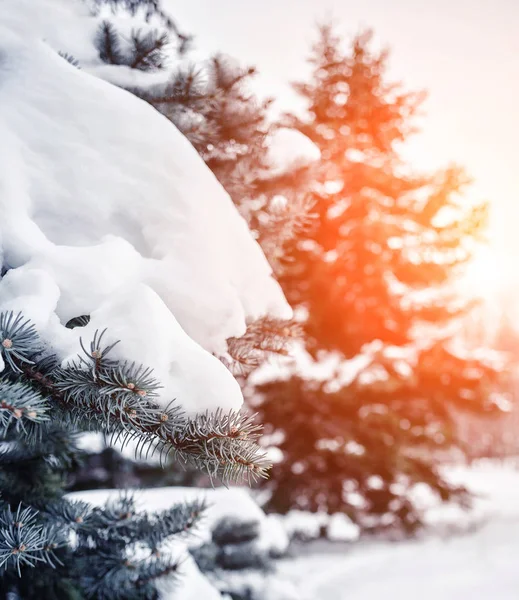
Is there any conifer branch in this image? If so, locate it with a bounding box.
[0,312,270,483]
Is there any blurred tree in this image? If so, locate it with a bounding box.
[254,26,503,532]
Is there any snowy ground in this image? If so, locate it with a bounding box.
[279,461,519,599]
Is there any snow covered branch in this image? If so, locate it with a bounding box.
[0,313,270,484]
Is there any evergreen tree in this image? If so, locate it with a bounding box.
[255,26,502,531]
[0,312,267,598]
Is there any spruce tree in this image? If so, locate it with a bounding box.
[0,312,267,598]
[255,26,502,531]
[1,1,294,594]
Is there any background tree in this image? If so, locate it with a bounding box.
[254,25,503,531]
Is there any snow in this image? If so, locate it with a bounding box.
[265,128,321,177]
[277,510,328,541]
[68,485,290,598]
[0,2,290,415]
[327,513,361,542]
[278,461,519,599]
[68,485,289,553]
[68,464,519,598]
[155,552,221,600]
[214,571,301,600]
[250,341,368,387]
[268,510,360,544]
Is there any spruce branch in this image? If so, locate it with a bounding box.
[0,313,39,373]
[0,380,50,436]
[57,51,81,69]
[78,549,179,600]
[225,317,302,376]
[95,21,124,65]
[65,315,91,329]
[85,494,205,550]
[0,505,66,576]
[81,552,183,599]
[0,312,271,483]
[133,554,182,590]
[139,65,208,109]
[129,29,170,70]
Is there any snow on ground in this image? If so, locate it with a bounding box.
[278,461,519,599]
[0,1,290,415]
[267,509,360,544]
[68,462,519,598]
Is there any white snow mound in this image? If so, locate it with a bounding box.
[0,30,289,414]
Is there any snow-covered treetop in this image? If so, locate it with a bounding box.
[0,1,290,415]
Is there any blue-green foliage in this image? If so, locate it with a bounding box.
[0,312,267,598]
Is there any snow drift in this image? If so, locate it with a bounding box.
[0,7,290,414]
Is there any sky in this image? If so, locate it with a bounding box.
[167,0,519,297]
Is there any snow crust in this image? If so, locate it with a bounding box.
[0,2,290,415]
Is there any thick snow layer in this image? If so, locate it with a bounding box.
[0,6,290,414]
[278,461,519,599]
[3,1,320,182]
